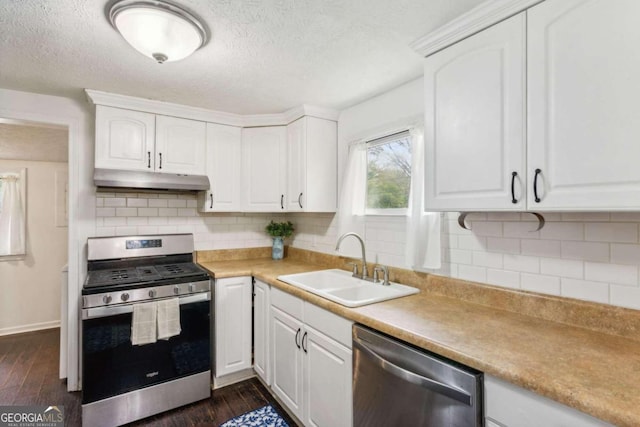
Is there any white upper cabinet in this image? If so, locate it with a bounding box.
[286,117,337,212]
[527,0,640,210]
[241,126,287,211]
[95,106,206,175]
[95,106,156,171]
[155,115,206,175]
[199,123,242,212]
[424,12,526,211]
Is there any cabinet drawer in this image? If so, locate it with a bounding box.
[271,287,303,321]
[304,302,352,349]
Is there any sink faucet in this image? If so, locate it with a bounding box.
[335,232,369,280]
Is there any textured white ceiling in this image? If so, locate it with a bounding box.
[0,0,485,114]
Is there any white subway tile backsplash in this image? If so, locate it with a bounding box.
[560,241,609,262]
[611,243,640,265]
[521,239,561,258]
[116,207,137,217]
[104,197,126,207]
[585,262,638,286]
[540,222,583,241]
[472,251,503,269]
[127,198,148,207]
[609,285,640,310]
[458,265,487,283]
[94,193,640,310]
[138,208,158,217]
[585,223,638,243]
[487,237,520,254]
[148,199,169,208]
[561,278,609,304]
[486,269,520,288]
[521,273,561,295]
[458,235,487,251]
[503,254,539,273]
[540,258,583,279]
[168,199,187,208]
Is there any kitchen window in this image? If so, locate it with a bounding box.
[365,130,411,215]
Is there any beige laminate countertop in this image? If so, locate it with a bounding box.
[199,257,640,427]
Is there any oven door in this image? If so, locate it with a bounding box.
[82,293,211,404]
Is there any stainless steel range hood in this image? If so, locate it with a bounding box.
[94,168,210,192]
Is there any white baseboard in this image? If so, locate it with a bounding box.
[0,320,60,336]
[213,368,256,389]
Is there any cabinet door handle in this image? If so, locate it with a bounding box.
[158,152,163,169]
[295,328,301,349]
[511,171,518,204]
[533,168,542,203]
[209,193,213,209]
[302,331,308,353]
[298,192,303,209]
[147,151,151,168]
[280,194,284,210]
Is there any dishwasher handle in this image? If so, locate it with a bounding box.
[353,337,472,406]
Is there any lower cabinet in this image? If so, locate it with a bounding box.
[215,276,252,378]
[253,279,271,385]
[484,375,611,427]
[269,287,353,427]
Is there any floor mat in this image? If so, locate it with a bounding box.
[220,404,290,427]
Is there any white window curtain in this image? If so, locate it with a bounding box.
[0,173,26,256]
[335,141,367,258]
[405,127,441,270]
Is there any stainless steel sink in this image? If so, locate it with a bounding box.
[277,269,419,307]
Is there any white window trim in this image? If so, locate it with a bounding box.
[0,167,27,261]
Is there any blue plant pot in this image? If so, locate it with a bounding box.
[272,237,284,260]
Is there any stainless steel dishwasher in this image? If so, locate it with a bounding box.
[353,325,483,427]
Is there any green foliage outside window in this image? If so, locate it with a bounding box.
[366,136,411,209]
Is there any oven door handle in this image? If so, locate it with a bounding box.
[82,292,211,320]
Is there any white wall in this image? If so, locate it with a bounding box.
[0,160,68,335]
[289,76,640,311]
[0,87,94,390]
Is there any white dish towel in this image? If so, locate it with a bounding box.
[131,301,157,346]
[157,297,181,340]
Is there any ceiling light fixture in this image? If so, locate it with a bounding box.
[108,0,207,64]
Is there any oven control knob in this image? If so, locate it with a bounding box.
[103,295,112,304]
[188,283,195,293]
[148,290,157,298]
[121,293,130,302]
[173,286,180,295]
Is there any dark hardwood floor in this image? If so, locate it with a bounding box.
[0,328,296,426]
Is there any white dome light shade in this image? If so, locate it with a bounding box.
[109,1,207,64]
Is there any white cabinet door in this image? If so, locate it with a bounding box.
[155,115,206,175]
[241,126,287,211]
[484,375,612,426]
[253,279,270,385]
[215,277,252,377]
[303,326,352,427]
[424,12,526,211]
[286,118,306,212]
[527,0,640,210]
[270,306,304,420]
[95,106,156,172]
[200,123,242,212]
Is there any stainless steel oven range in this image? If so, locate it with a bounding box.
[81,234,211,427]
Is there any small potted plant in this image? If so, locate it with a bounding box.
[265,220,294,260]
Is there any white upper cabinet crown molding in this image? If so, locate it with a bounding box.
[85,90,339,128]
[409,0,544,58]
